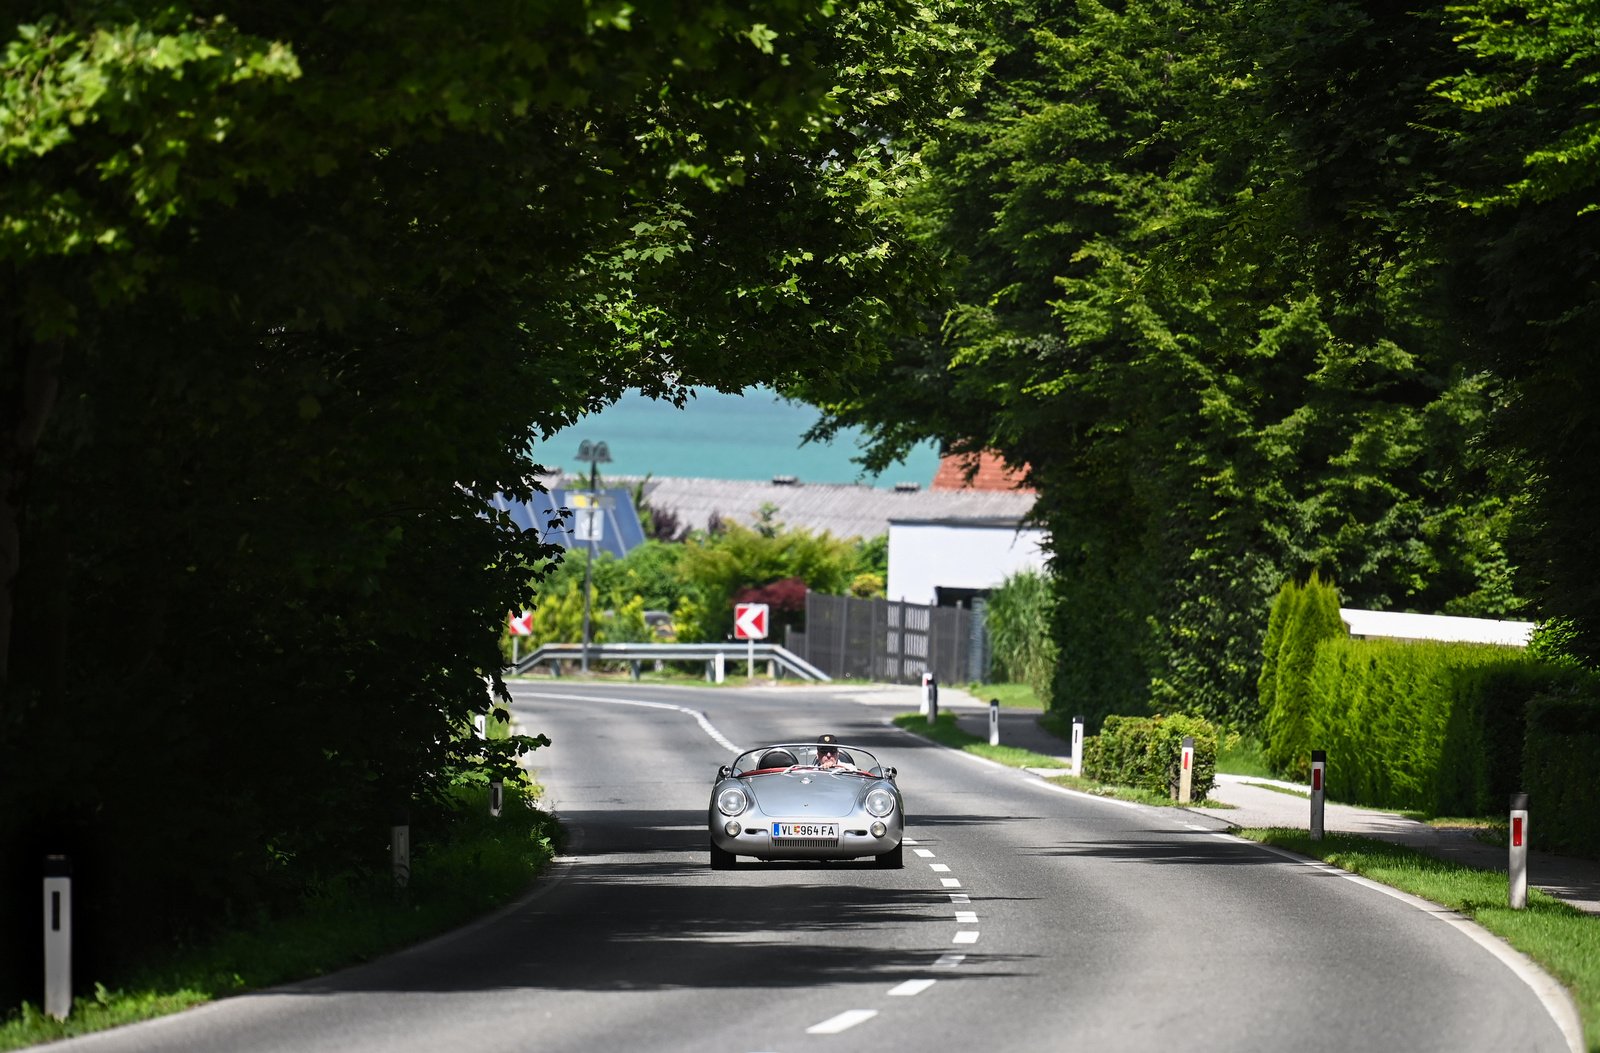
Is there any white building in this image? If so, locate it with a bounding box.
[1339,608,1535,647]
[886,517,1049,607]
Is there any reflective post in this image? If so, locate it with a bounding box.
[747,638,754,679]
[43,855,70,1021]
[490,778,504,819]
[473,713,486,740]
[920,672,933,716]
[391,806,411,894]
[927,675,939,725]
[1310,750,1326,841]
[989,699,1001,746]
[1510,792,1530,909]
[1178,736,1194,803]
[714,651,726,684]
[1070,716,1084,777]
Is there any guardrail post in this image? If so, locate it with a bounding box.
[630,660,641,681]
[550,657,561,678]
[1070,716,1084,776]
[989,698,1000,746]
[391,806,411,895]
[927,675,939,725]
[1178,736,1194,803]
[920,671,932,715]
[43,855,71,1021]
[490,778,504,818]
[1310,750,1326,841]
[1510,791,1529,909]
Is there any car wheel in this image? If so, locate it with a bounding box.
[874,841,903,869]
[710,839,737,870]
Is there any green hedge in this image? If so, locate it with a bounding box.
[1083,714,1217,801]
[1525,689,1600,858]
[1261,573,1345,778]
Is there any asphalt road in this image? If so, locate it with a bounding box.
[64,681,1572,1053]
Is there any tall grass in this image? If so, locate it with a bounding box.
[985,569,1057,704]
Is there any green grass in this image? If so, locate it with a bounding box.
[894,712,1068,769]
[1042,771,1235,809]
[1242,829,1600,1051]
[1243,780,1309,799]
[0,784,562,1050]
[963,682,1041,708]
[1217,734,1274,778]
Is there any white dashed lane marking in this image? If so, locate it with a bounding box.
[955,911,978,923]
[953,931,980,944]
[888,979,938,996]
[929,863,951,872]
[949,893,970,904]
[941,878,962,888]
[903,838,919,845]
[913,848,935,858]
[806,1010,878,1035]
[933,954,966,968]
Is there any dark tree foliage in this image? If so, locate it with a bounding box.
[0,0,979,1002]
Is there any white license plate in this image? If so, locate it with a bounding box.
[773,822,839,838]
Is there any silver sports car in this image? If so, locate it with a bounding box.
[708,737,903,869]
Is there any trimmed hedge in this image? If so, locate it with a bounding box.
[1305,637,1564,815]
[1261,573,1345,778]
[1083,714,1217,801]
[1525,689,1600,858]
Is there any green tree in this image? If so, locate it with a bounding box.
[1263,574,1346,777]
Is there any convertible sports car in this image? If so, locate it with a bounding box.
[708,736,903,869]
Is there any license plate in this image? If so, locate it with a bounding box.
[773,822,839,837]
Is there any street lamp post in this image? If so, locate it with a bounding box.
[573,440,612,673]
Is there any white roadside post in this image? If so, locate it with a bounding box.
[714,651,726,684]
[920,672,933,715]
[747,638,754,679]
[391,806,411,894]
[490,778,504,818]
[927,675,939,725]
[473,713,487,740]
[1310,749,1327,841]
[43,855,71,1021]
[1178,736,1194,803]
[1510,791,1530,909]
[989,698,1000,746]
[1070,716,1084,777]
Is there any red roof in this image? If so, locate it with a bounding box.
[931,451,1034,493]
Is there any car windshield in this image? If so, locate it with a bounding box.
[732,744,883,777]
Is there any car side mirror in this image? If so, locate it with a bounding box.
[717,764,730,779]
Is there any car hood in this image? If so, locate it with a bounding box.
[746,772,864,818]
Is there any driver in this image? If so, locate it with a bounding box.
[816,733,842,769]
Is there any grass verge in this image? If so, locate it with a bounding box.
[1243,780,1309,799]
[962,683,1041,708]
[1042,772,1235,809]
[1217,734,1274,778]
[894,712,1067,769]
[1241,829,1600,1050]
[0,784,562,1050]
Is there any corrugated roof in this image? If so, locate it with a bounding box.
[547,474,1036,539]
[1339,608,1535,647]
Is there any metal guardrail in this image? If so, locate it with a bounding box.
[508,642,832,682]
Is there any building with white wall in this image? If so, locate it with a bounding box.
[886,517,1049,607]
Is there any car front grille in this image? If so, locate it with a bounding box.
[772,837,839,849]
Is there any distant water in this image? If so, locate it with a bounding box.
[530,387,940,486]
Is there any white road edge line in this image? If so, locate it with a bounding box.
[805,1009,879,1034]
[1246,838,1584,1053]
[888,979,938,996]
[510,689,740,752]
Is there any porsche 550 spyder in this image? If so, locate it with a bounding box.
[708,739,903,869]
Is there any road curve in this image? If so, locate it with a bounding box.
[58,681,1572,1053]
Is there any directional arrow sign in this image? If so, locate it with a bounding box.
[508,610,535,636]
[733,602,769,640]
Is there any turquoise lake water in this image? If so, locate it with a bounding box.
[530,387,940,485]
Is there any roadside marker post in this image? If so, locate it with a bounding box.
[42,855,71,1021]
[391,806,411,894]
[490,778,504,818]
[927,675,939,725]
[989,698,1000,746]
[920,672,933,715]
[473,713,487,740]
[714,651,726,684]
[1070,716,1084,777]
[1310,750,1326,841]
[1510,792,1530,909]
[1178,736,1194,803]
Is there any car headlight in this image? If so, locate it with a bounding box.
[865,788,896,817]
[717,787,749,816]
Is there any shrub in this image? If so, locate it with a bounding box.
[986,569,1058,705]
[1306,636,1567,815]
[1263,572,1345,777]
[1524,686,1600,858]
[1083,713,1218,801]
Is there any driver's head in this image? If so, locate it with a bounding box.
[817,733,839,765]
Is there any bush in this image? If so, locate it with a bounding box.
[1262,573,1345,777]
[1525,687,1600,858]
[986,569,1058,705]
[1305,636,1568,815]
[1083,713,1218,801]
